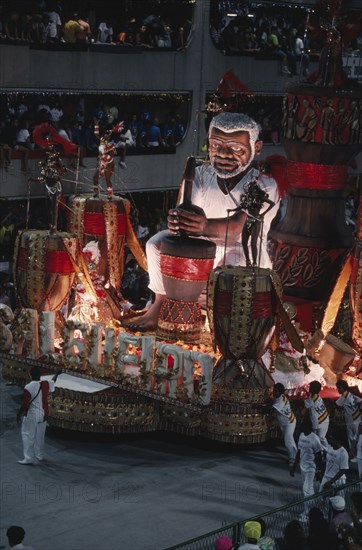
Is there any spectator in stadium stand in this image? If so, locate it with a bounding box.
[75,14,92,44]
[146,118,164,147]
[37,100,51,115]
[25,13,44,43]
[135,23,154,48]
[110,122,134,169]
[329,496,354,540]
[93,101,105,124]
[6,525,34,550]
[63,13,84,44]
[19,13,33,42]
[163,117,177,147]
[97,19,114,44]
[222,20,243,53]
[291,28,309,76]
[268,26,292,75]
[15,119,32,172]
[44,4,61,42]
[118,15,137,45]
[0,119,16,170]
[104,103,119,126]
[308,507,337,550]
[282,520,307,550]
[82,119,99,153]
[4,11,21,40]
[129,114,139,145]
[49,100,63,126]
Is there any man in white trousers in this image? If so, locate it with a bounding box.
[335,379,362,458]
[320,435,349,493]
[304,380,329,449]
[17,366,61,465]
[290,418,323,504]
[272,382,298,470]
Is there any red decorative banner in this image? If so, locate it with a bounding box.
[18,247,74,274]
[84,212,106,235]
[45,250,74,273]
[215,290,273,318]
[84,212,126,236]
[287,161,347,190]
[17,247,30,269]
[117,213,126,235]
[161,254,214,281]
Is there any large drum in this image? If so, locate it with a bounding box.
[306,329,356,384]
[15,230,77,312]
[157,235,216,343]
[208,266,280,362]
[67,194,128,290]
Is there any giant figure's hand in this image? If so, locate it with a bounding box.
[167,207,207,237]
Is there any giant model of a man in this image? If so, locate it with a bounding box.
[130,112,279,331]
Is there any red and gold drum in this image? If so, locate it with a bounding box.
[67,194,128,290]
[15,230,77,312]
[157,235,216,343]
[207,266,280,360]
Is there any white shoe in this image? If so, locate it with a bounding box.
[18,459,34,465]
[119,161,127,169]
[282,67,291,75]
[350,457,358,463]
[36,456,44,462]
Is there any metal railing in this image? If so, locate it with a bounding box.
[163,479,361,550]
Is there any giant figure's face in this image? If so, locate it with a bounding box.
[208,127,261,179]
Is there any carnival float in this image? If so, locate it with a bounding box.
[0,0,361,444]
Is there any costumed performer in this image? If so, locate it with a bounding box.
[17,366,62,465]
[129,111,280,331]
[303,380,330,450]
[272,382,298,470]
[335,379,362,459]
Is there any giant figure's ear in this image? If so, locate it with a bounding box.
[255,140,263,156]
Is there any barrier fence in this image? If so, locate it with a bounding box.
[163,479,362,550]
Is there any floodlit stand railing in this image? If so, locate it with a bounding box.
[163,479,362,550]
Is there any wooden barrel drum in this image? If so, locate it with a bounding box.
[157,235,216,343]
[15,230,77,312]
[208,266,279,360]
[67,194,127,290]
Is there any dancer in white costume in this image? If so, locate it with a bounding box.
[272,383,298,468]
[128,112,279,331]
[304,380,330,450]
[335,379,362,456]
[17,366,62,464]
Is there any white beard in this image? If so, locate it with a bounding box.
[212,156,254,179]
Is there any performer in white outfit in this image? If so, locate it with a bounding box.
[291,418,323,498]
[304,380,329,449]
[17,366,61,465]
[128,112,279,330]
[320,435,349,493]
[335,379,362,456]
[272,383,298,468]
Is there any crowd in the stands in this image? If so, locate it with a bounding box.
[0,0,193,49]
[210,0,362,54]
[0,94,189,171]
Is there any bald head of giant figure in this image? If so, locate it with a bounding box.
[208,112,263,179]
